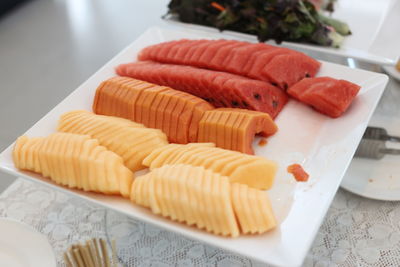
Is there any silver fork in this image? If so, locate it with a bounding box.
[362,126,400,142]
[355,127,400,159]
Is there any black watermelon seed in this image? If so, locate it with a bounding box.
[271,82,278,87]
[242,101,249,107]
[231,100,239,106]
[254,93,261,100]
[283,84,288,90]
[305,73,310,78]
[272,100,278,109]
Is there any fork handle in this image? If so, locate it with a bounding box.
[381,148,400,155]
[387,135,400,143]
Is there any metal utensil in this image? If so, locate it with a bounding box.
[362,126,400,142]
[355,138,400,159]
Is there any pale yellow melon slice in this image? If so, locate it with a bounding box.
[142,143,277,190]
[58,110,168,172]
[131,164,240,237]
[231,183,277,234]
[229,159,276,190]
[13,133,134,197]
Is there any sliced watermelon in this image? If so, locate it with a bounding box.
[190,41,212,63]
[137,39,321,90]
[197,40,227,68]
[263,54,321,89]
[225,43,271,75]
[174,40,197,64]
[116,61,288,118]
[209,41,246,70]
[288,77,361,118]
[247,48,289,81]
[183,39,207,64]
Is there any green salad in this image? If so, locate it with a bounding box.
[166,0,351,47]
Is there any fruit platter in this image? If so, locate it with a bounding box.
[0,26,389,266]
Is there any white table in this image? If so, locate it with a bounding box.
[1,1,400,266]
[1,177,400,266]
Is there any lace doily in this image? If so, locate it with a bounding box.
[0,179,399,266]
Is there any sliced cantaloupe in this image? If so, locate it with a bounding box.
[94,77,137,118]
[217,111,230,150]
[13,133,134,197]
[197,111,210,144]
[155,90,172,134]
[142,143,277,190]
[231,183,276,234]
[131,164,276,236]
[199,110,218,145]
[148,93,166,129]
[169,93,188,144]
[189,102,214,143]
[163,93,181,142]
[134,83,161,124]
[224,110,240,151]
[58,110,168,172]
[197,108,278,154]
[119,80,144,119]
[131,164,240,237]
[93,77,151,120]
[141,86,169,127]
[94,77,214,144]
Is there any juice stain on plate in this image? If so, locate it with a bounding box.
[258,138,268,147]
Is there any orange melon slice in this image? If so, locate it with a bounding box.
[13,133,134,197]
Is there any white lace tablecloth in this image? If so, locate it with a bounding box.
[1,179,399,267]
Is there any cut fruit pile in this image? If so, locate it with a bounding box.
[93,76,277,154]
[13,110,279,237]
[118,38,361,119]
[143,143,277,190]
[11,37,364,239]
[132,164,276,237]
[13,133,134,197]
[57,110,168,171]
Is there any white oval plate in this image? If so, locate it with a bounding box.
[341,155,400,201]
[341,77,400,201]
[0,218,56,267]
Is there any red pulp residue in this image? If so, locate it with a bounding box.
[287,164,309,182]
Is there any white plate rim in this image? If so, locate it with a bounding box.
[341,180,400,202]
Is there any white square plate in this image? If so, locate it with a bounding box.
[0,27,388,267]
[165,0,400,65]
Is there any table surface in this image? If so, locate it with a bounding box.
[1,0,400,266]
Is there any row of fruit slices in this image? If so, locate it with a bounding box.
[133,164,276,237]
[116,61,288,118]
[94,76,277,154]
[118,39,361,118]
[137,39,321,89]
[13,109,278,236]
